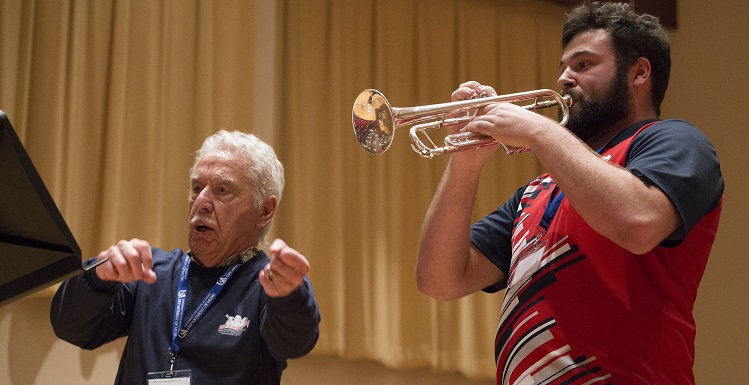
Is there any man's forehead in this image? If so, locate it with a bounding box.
[561,29,613,61]
[192,151,250,180]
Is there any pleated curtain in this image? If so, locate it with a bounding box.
[0,0,568,380]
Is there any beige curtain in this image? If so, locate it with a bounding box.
[0,0,568,381]
[275,0,567,379]
[0,0,264,256]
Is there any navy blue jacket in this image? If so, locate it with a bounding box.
[50,248,320,384]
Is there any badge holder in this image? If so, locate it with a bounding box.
[147,369,192,384]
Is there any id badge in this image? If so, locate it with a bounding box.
[147,369,192,384]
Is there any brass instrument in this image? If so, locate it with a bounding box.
[351,88,572,158]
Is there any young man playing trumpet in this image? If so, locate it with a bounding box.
[415,2,723,384]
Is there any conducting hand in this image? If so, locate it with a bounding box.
[260,239,310,298]
[94,238,157,284]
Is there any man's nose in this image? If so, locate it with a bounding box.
[557,68,577,90]
[193,187,214,211]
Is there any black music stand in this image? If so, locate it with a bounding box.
[0,111,82,306]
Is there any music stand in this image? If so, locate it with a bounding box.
[0,110,82,307]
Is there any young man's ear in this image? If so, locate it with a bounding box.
[632,57,652,87]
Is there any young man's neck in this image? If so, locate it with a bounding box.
[584,111,657,151]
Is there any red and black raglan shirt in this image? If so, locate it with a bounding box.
[470,119,724,385]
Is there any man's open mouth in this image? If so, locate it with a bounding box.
[191,217,217,233]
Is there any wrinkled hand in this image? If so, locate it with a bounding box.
[260,239,310,298]
[94,238,157,284]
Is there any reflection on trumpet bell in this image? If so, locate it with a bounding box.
[352,90,394,155]
[351,88,572,158]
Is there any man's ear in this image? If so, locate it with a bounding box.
[256,195,278,230]
[632,56,652,87]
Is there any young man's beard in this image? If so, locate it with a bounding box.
[563,66,630,144]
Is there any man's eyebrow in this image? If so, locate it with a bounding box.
[212,173,239,187]
[559,49,595,68]
[190,170,235,182]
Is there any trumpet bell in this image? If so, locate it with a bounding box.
[352,89,395,155]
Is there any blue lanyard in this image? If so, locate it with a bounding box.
[169,254,240,360]
[538,187,564,231]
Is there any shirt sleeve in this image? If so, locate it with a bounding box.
[470,187,524,292]
[626,119,724,246]
[261,277,321,360]
[49,257,136,350]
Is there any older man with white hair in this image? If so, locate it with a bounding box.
[51,130,320,385]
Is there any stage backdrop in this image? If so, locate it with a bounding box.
[0,0,746,384]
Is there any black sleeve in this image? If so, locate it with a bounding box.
[470,187,524,292]
[626,119,724,245]
[261,277,321,360]
[49,257,135,350]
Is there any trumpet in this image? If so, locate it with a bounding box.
[351,88,572,158]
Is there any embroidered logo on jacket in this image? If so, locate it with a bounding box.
[218,314,250,336]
